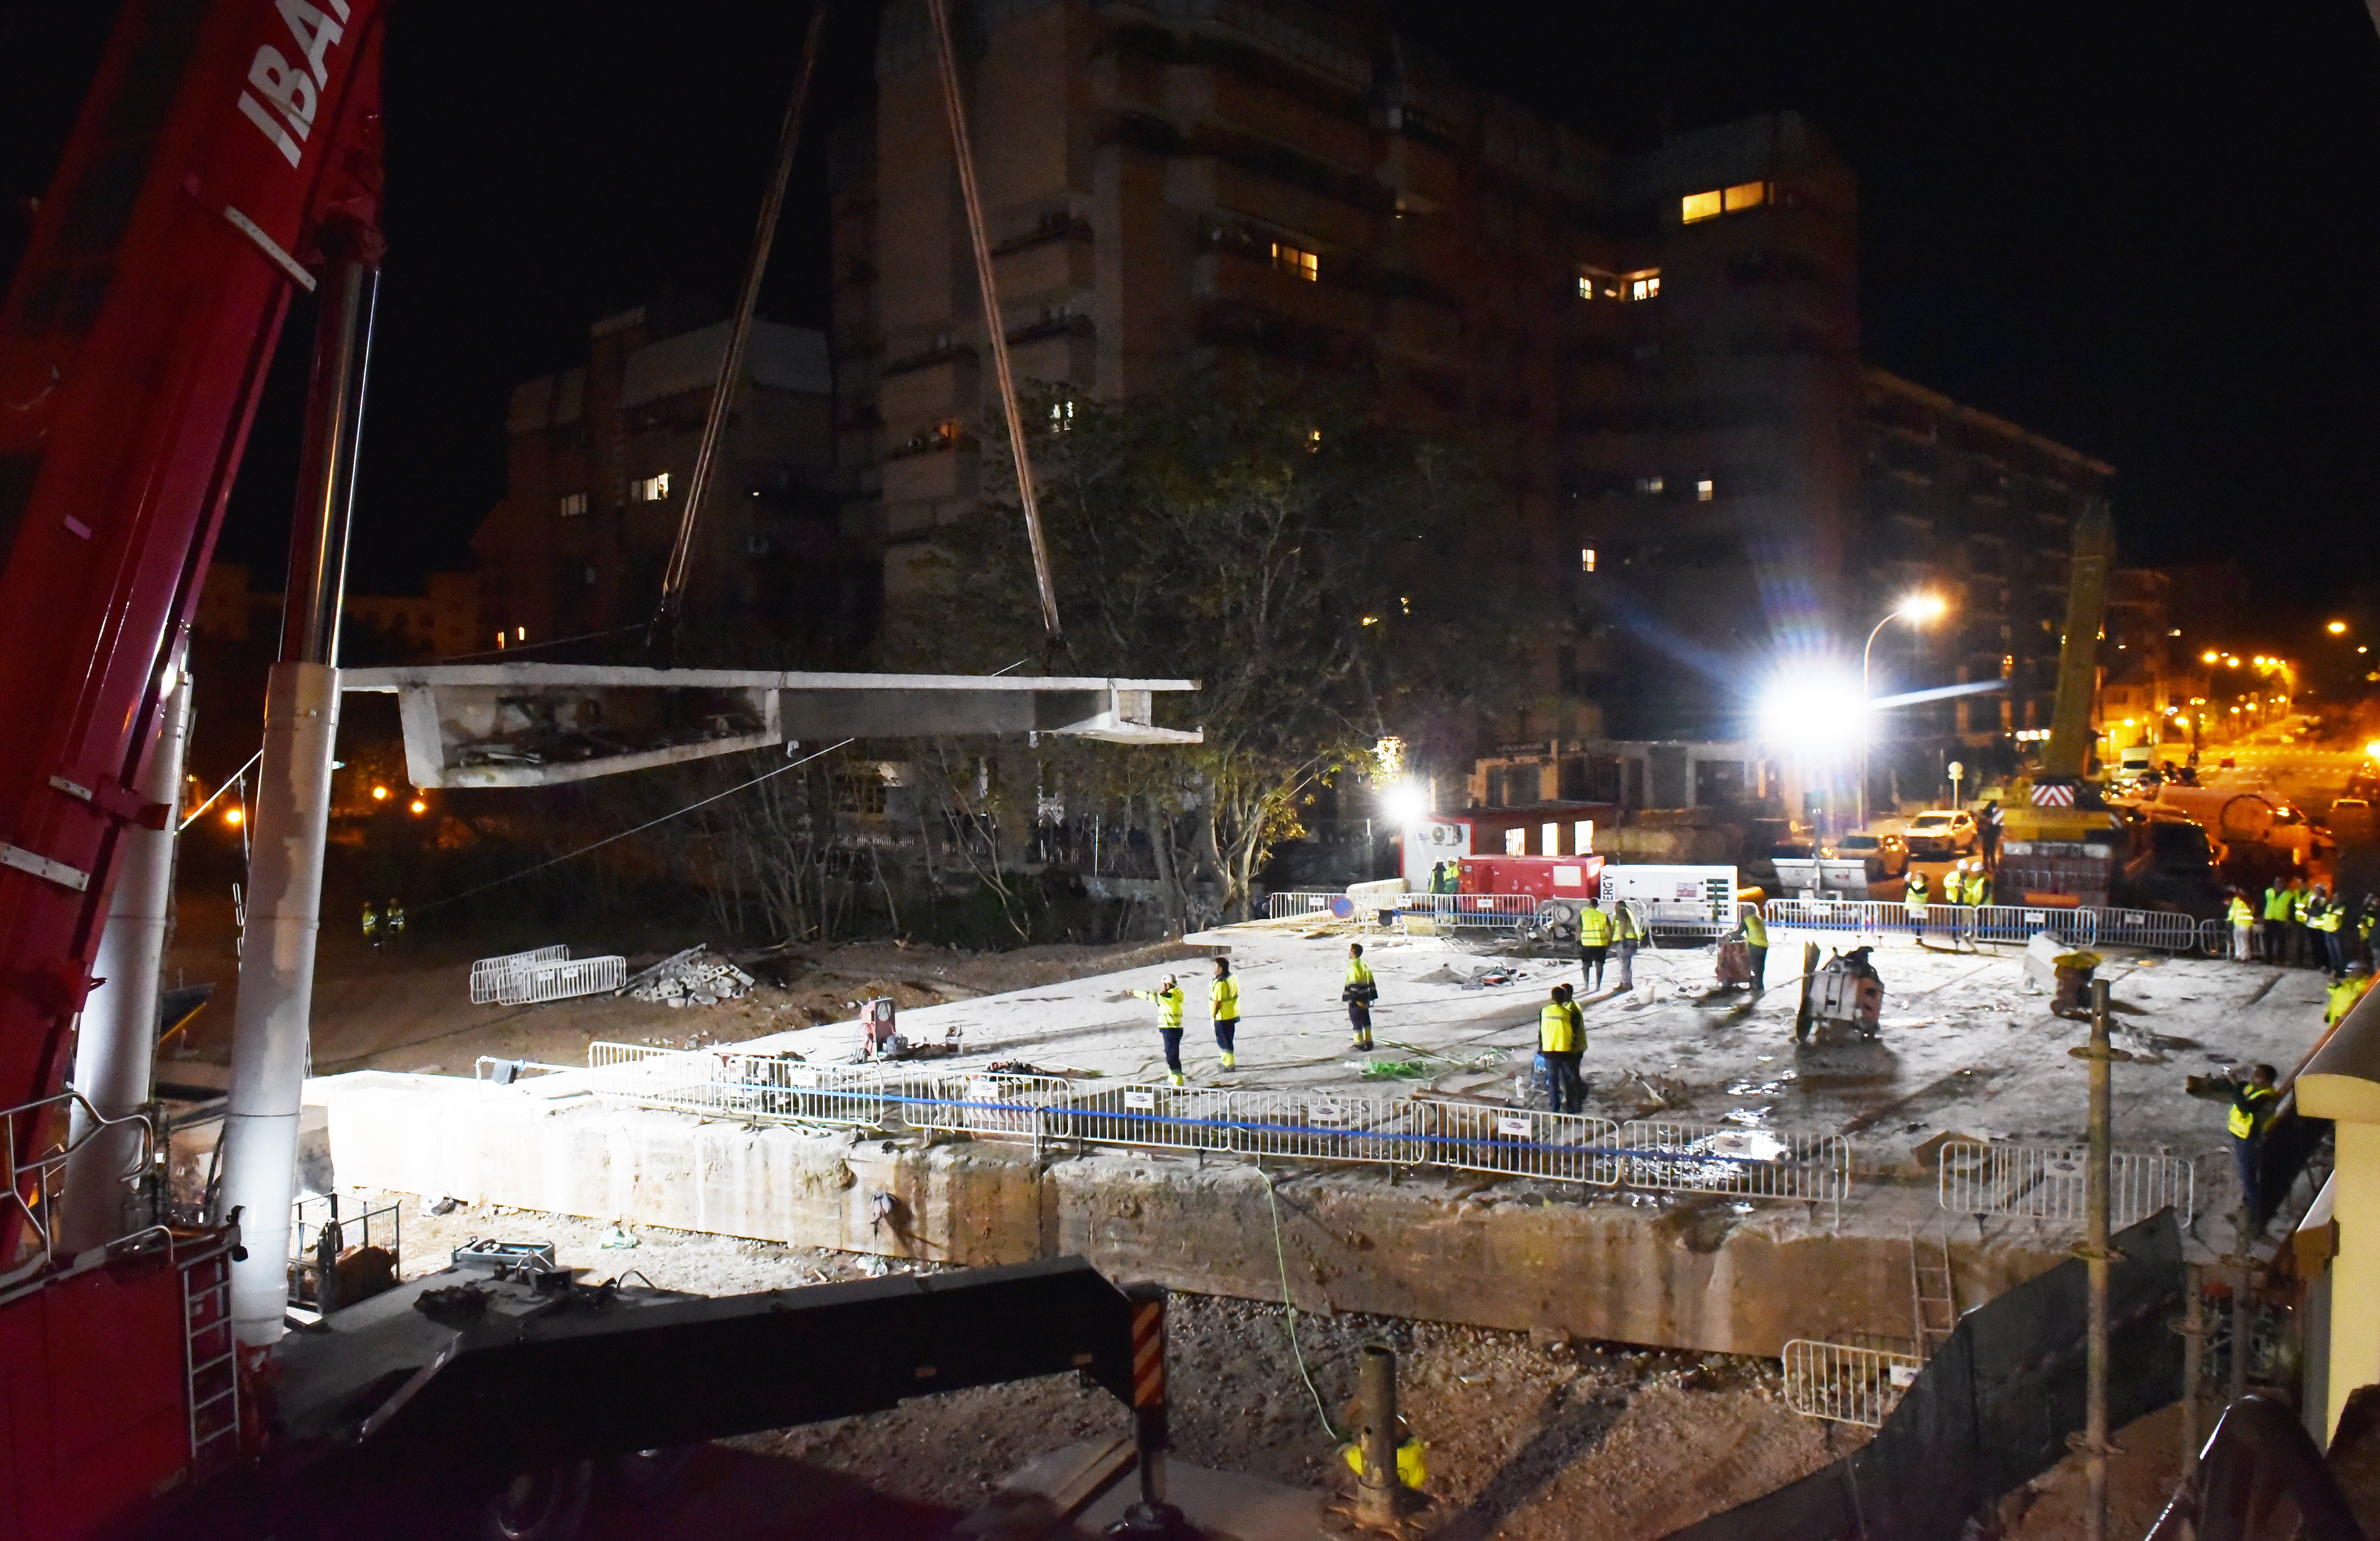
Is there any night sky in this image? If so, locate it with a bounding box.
[6,2,2378,625]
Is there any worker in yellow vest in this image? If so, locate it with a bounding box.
[2287,877,2312,967]
[1740,902,1768,991]
[1537,983,1585,1113]
[1904,869,1930,943]
[1343,943,1378,1052]
[2326,962,2370,1028]
[2311,885,2346,976]
[2221,1062,2281,1224]
[1613,899,1644,992]
[1130,973,1188,1085]
[1576,901,1614,992]
[2226,890,2256,964]
[1209,955,1241,1071]
[2261,880,2291,964]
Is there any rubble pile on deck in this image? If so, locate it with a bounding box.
[624,946,756,1008]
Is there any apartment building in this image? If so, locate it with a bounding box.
[470,296,850,655]
[826,0,2113,769]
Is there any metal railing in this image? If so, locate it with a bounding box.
[470,944,568,1004]
[1429,1106,1623,1187]
[2093,908,2206,953]
[1263,892,1345,920]
[1762,897,2101,948]
[1265,891,1543,928]
[503,953,626,1005]
[572,1046,1854,1213]
[1935,1139,2198,1229]
[0,1089,157,1267]
[288,1192,401,1307]
[1781,1338,1922,1427]
[1615,1122,1854,1212]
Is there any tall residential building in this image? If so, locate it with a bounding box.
[825,0,2111,765]
[471,297,851,657]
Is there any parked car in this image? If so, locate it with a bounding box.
[1830,830,1909,880]
[1902,809,1979,858]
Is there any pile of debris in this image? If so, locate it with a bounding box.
[623,946,756,1009]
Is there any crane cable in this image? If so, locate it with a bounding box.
[650,1,832,645]
[924,0,1064,650]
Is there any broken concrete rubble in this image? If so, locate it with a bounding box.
[623,945,756,1008]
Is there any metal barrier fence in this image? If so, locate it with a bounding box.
[470,944,568,1005]
[1617,1122,1853,1211]
[1935,1139,2197,1229]
[1781,1339,1922,1428]
[1263,892,1542,927]
[1762,897,2100,948]
[500,953,627,1005]
[288,1193,401,1308]
[2092,908,2205,953]
[573,1045,1854,1213]
[1429,1105,1623,1186]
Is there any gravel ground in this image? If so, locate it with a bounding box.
[373,1193,1848,1539]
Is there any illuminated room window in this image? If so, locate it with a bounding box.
[1723,180,1769,212]
[1681,189,1723,223]
[630,472,670,502]
[1624,269,1661,301]
[1270,241,1319,281]
[1635,475,1664,495]
[1577,265,1618,300]
[558,491,588,517]
[1696,479,1714,501]
[1581,547,1597,572]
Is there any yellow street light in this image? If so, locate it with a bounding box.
[2328,620,2348,634]
[2201,651,2219,664]
[371,784,390,801]
[1898,592,1948,623]
[409,798,428,816]
[223,806,243,827]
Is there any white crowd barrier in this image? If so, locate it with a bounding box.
[469,945,568,1005]
[1935,1139,2198,1229]
[1782,1339,1922,1427]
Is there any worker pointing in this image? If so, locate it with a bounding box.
[1209,956,1241,1072]
[1130,973,1188,1086]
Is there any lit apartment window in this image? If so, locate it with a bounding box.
[1581,547,1597,572]
[1624,269,1661,301]
[1696,479,1714,502]
[1305,428,1322,452]
[1049,399,1074,430]
[558,491,588,517]
[631,472,670,502]
[1681,189,1724,223]
[1724,180,1770,212]
[1635,475,1664,495]
[1270,240,1319,281]
[1685,182,1772,223]
[1577,265,1618,300]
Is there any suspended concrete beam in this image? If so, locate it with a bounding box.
[338,665,1202,789]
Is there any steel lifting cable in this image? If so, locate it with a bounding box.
[924,0,1064,647]
[650,1,833,644]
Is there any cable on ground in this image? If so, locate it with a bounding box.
[1262,1168,1344,1443]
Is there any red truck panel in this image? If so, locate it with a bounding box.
[1455,854,1605,901]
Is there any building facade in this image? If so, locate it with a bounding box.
[471,298,852,657]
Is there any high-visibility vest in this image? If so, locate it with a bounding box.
[2228,1084,2279,1140]
[1741,907,1767,948]
[1577,907,1614,947]
[1905,875,1929,917]
[2361,914,2376,941]
[1211,975,1240,1021]
[1971,874,1993,907]
[2264,886,2291,922]
[2291,889,2312,923]
[1539,1001,1580,1053]
[1615,902,1642,941]
[1134,986,1185,1029]
[2228,896,2254,927]
[2327,976,2371,1027]
[2314,903,2343,934]
[1346,957,1375,989]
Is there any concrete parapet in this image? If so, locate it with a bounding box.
[317,1071,2069,1356]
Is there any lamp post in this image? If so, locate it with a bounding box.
[1857,593,1947,835]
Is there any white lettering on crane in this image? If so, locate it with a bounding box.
[236,0,350,168]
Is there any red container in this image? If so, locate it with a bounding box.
[1455,854,1604,902]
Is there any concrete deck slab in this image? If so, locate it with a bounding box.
[310,923,2336,1359]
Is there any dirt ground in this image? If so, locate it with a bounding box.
[160,887,1205,1077]
[373,1195,1846,1540]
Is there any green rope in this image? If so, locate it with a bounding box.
[1263,1170,1344,1442]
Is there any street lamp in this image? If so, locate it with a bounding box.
[1857,593,1948,833]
